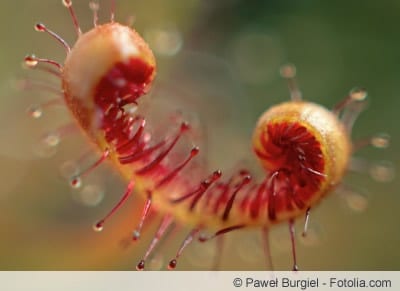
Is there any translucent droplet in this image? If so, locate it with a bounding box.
[89,1,99,11]
[27,105,42,119]
[35,23,46,32]
[145,26,183,57]
[168,259,177,270]
[42,132,60,147]
[371,133,390,149]
[93,221,104,232]
[369,161,395,182]
[198,233,208,243]
[136,260,145,271]
[280,64,296,78]
[132,230,140,241]
[70,176,82,189]
[350,87,367,101]
[78,184,104,207]
[24,55,38,67]
[345,191,369,212]
[62,0,72,8]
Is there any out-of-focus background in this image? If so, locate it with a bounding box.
[0,0,399,270]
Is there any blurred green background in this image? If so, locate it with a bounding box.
[0,0,399,270]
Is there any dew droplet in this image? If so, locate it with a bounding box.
[350,87,367,101]
[89,1,99,11]
[369,160,395,182]
[24,55,38,67]
[132,230,140,241]
[34,23,46,32]
[280,64,296,79]
[167,259,177,270]
[27,105,43,119]
[62,0,72,8]
[42,131,61,147]
[371,133,390,149]
[78,184,104,207]
[93,220,104,232]
[70,175,82,189]
[344,191,369,212]
[136,260,145,271]
[145,26,183,57]
[198,233,208,243]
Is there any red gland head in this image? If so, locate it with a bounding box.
[62,22,156,134]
